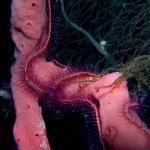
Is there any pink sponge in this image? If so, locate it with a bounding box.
[11,0,48,55]
[10,0,150,150]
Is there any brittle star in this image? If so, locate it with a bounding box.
[10,0,150,150]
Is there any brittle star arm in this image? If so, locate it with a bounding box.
[10,0,150,150]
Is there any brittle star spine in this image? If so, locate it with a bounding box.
[24,0,52,94]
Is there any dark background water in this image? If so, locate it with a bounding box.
[0,1,16,149]
[0,0,14,86]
